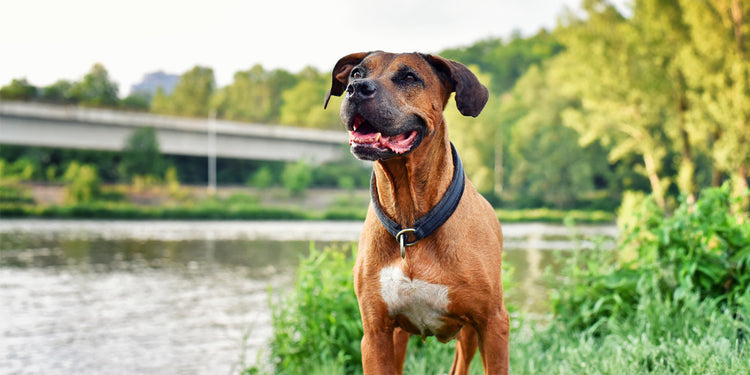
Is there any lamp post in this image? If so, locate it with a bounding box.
[208,110,217,195]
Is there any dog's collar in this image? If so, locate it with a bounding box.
[370,142,465,259]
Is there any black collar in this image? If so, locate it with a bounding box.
[370,142,465,258]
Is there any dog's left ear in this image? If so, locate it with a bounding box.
[424,55,489,117]
[323,52,373,109]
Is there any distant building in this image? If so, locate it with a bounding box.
[130,71,179,97]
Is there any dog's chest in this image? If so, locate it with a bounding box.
[378,265,450,335]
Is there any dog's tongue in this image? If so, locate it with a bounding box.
[349,129,416,154]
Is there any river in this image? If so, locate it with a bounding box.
[0,219,616,375]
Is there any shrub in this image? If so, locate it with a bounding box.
[551,183,750,333]
[249,166,274,189]
[63,163,101,204]
[281,160,312,196]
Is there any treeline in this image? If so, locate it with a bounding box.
[2,0,748,211]
[0,63,341,130]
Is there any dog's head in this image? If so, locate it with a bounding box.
[324,52,489,161]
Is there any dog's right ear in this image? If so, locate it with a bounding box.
[324,52,372,109]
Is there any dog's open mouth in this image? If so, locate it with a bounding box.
[348,115,419,155]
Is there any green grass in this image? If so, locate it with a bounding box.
[496,207,615,223]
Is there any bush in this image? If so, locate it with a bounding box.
[282,160,313,196]
[249,166,274,189]
[63,162,101,204]
[551,183,750,333]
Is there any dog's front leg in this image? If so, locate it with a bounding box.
[361,321,398,375]
[477,306,510,375]
[393,327,410,374]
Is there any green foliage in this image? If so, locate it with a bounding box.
[496,208,615,224]
[248,166,274,189]
[214,65,297,123]
[281,160,313,196]
[0,78,38,100]
[0,157,38,181]
[69,63,119,107]
[552,184,750,333]
[152,66,215,117]
[444,66,498,194]
[266,244,363,375]
[63,162,101,204]
[512,283,750,374]
[120,127,167,181]
[441,30,564,94]
[0,161,34,204]
[40,80,74,103]
[500,64,611,208]
[120,92,151,110]
[309,153,370,189]
[279,67,341,129]
[679,0,750,194]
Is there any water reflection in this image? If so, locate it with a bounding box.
[0,220,616,374]
[1,228,321,375]
[1,232,312,278]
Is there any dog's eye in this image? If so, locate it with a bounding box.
[352,70,363,79]
[403,73,417,82]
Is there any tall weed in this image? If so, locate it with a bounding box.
[265,244,362,375]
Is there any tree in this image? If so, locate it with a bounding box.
[41,80,74,103]
[502,65,610,208]
[150,87,173,114]
[444,66,499,195]
[441,30,564,94]
[0,78,37,100]
[282,159,312,196]
[120,92,150,110]
[280,67,340,129]
[630,0,697,201]
[213,65,296,123]
[554,0,676,208]
[70,63,119,107]
[120,127,166,181]
[152,66,215,117]
[679,0,750,202]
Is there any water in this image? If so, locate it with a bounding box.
[0,220,616,374]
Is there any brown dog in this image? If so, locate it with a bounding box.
[324,51,509,375]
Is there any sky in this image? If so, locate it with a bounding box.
[1,0,628,96]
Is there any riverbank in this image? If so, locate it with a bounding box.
[0,219,618,243]
[0,184,616,223]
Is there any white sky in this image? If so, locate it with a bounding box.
[1,0,628,95]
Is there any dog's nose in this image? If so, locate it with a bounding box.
[347,80,377,100]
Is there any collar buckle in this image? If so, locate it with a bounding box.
[396,228,418,259]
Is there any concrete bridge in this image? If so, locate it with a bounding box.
[0,101,348,163]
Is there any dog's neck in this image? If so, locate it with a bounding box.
[372,125,454,227]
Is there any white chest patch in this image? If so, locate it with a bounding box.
[379,265,450,334]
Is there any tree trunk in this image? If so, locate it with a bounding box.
[494,127,504,197]
[676,89,696,203]
[644,152,667,209]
